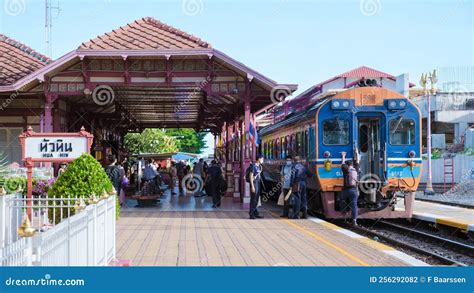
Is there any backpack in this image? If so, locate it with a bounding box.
[345,167,358,187]
[245,163,254,183]
[105,166,121,187]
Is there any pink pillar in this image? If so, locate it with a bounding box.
[44,94,53,132]
[53,99,61,132]
[226,122,235,197]
[241,99,251,207]
[232,120,241,203]
[252,114,257,160]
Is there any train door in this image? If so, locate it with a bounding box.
[357,117,383,180]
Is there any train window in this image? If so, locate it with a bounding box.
[274,139,278,159]
[270,140,274,159]
[281,137,286,159]
[291,134,296,156]
[275,139,280,159]
[296,132,301,156]
[323,119,350,145]
[359,125,369,153]
[304,130,308,159]
[389,118,415,145]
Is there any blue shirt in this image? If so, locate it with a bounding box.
[143,165,158,180]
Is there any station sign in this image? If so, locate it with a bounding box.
[19,127,94,163]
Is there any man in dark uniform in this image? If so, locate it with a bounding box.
[249,154,264,219]
[292,156,312,219]
[207,160,222,208]
[340,152,359,225]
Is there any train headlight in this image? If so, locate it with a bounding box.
[331,99,351,110]
[409,150,415,158]
[323,151,331,158]
[324,159,332,171]
[387,99,408,110]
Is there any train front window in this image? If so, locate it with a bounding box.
[323,119,349,145]
[389,118,415,145]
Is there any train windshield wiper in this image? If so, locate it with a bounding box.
[391,116,403,134]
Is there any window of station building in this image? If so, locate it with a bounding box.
[0,128,22,164]
[322,119,350,145]
[389,118,415,145]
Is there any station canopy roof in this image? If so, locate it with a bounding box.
[0,17,297,133]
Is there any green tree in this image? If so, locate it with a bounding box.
[124,129,178,154]
[165,128,207,154]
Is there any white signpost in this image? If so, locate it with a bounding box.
[19,127,93,218]
[24,136,89,160]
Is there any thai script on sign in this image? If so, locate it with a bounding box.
[39,139,73,153]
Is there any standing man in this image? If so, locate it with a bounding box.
[193,158,204,196]
[280,155,295,218]
[292,156,312,219]
[105,155,122,196]
[249,154,264,219]
[340,152,359,225]
[207,160,223,208]
[169,161,178,195]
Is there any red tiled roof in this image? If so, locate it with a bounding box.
[80,17,211,50]
[338,66,393,78]
[0,34,51,86]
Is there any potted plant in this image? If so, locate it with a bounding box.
[48,153,120,223]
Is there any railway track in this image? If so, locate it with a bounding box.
[338,220,473,266]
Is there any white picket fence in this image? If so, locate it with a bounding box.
[420,154,474,183]
[0,193,116,266]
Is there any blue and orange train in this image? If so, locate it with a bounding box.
[259,85,422,219]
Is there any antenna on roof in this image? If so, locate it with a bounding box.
[45,0,61,57]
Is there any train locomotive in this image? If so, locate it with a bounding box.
[259,85,422,219]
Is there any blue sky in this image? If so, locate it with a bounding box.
[0,0,472,93]
[0,0,472,155]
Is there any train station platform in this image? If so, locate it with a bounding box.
[396,200,474,232]
[116,190,426,266]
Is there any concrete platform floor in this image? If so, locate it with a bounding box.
[397,199,474,231]
[116,190,416,266]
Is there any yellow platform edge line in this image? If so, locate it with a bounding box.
[283,219,370,266]
[436,218,470,231]
[268,211,370,266]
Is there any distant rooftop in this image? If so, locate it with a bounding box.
[80,17,211,50]
[0,34,51,86]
